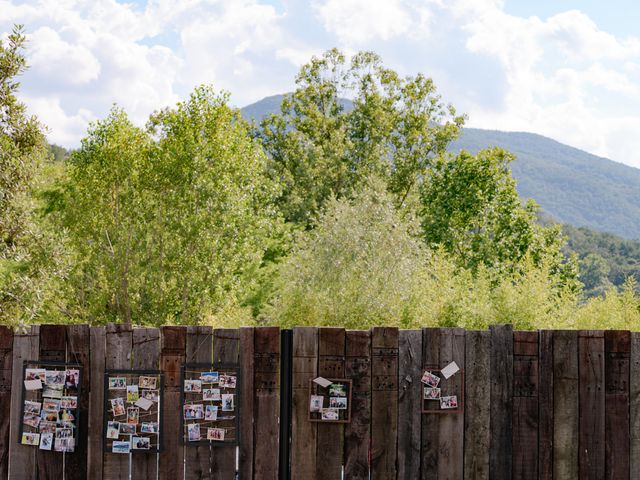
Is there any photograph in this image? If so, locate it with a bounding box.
[329,396,347,409]
[21,432,40,446]
[329,383,347,397]
[135,397,154,411]
[61,396,77,409]
[184,403,204,420]
[24,400,41,415]
[184,379,202,393]
[45,370,65,386]
[131,436,151,450]
[127,406,140,424]
[320,408,339,421]
[424,387,441,400]
[141,389,159,402]
[207,428,225,441]
[60,409,75,422]
[203,388,221,401]
[54,437,75,453]
[187,423,201,442]
[43,398,60,411]
[23,379,42,390]
[126,385,139,402]
[421,371,441,388]
[140,422,159,434]
[56,427,73,439]
[200,371,219,383]
[112,440,131,454]
[204,405,218,421]
[138,376,157,389]
[39,432,53,451]
[109,377,127,390]
[42,386,63,398]
[65,369,80,388]
[219,374,236,389]
[111,397,126,416]
[39,421,56,434]
[23,413,41,428]
[119,423,136,435]
[25,368,46,382]
[440,395,458,409]
[107,421,120,439]
[221,394,234,412]
[40,411,58,422]
[309,395,324,412]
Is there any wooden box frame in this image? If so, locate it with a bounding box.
[308,378,353,424]
[421,367,465,414]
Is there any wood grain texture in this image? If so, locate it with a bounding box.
[464,330,490,480]
[344,330,371,480]
[631,332,640,480]
[370,327,398,480]
[538,330,553,480]
[421,327,440,480]
[489,324,513,480]
[397,330,421,480]
[238,327,254,480]
[604,330,630,480]
[0,326,13,478]
[87,326,106,480]
[553,330,579,480]
[253,327,280,479]
[291,327,318,480]
[578,331,605,480]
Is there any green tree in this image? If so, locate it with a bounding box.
[579,253,612,297]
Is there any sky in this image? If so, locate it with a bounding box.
[2,0,640,168]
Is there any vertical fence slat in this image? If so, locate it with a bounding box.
[578,331,605,480]
[553,330,579,480]
[513,331,539,480]
[291,327,318,480]
[538,330,553,480]
[211,328,239,480]
[490,324,513,480]
[370,327,398,480]
[253,327,280,479]
[159,326,186,480]
[8,325,39,479]
[464,330,490,480]
[0,326,14,478]
[421,327,440,480]
[132,327,161,479]
[239,327,255,480]
[344,330,371,480]
[397,330,421,480]
[604,330,630,480]
[631,332,640,480]
[88,326,105,479]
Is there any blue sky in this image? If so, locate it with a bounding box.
[2,0,640,168]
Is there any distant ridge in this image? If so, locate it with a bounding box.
[241,95,640,239]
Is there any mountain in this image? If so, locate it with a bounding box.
[241,95,640,240]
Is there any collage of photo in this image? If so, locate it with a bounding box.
[105,373,162,454]
[182,367,237,444]
[421,361,462,413]
[308,378,352,423]
[21,364,81,452]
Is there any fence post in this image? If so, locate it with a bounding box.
[279,330,292,480]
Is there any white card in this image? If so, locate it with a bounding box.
[135,397,154,411]
[24,379,43,390]
[313,377,333,388]
[441,361,460,379]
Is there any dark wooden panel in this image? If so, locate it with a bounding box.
[253,327,280,479]
[421,327,440,480]
[631,332,640,480]
[159,326,186,480]
[88,326,106,479]
[605,330,630,480]
[464,330,490,480]
[239,327,254,480]
[0,326,13,478]
[578,331,605,480]
[370,327,398,480]
[553,330,579,480]
[538,330,553,480]
[490,324,513,480]
[344,330,371,480]
[513,331,538,480]
[397,330,421,480]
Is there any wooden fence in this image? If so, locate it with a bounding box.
[0,324,639,479]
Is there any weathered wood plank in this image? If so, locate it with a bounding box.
[464,330,490,480]
[578,330,605,480]
[538,330,553,480]
[0,326,14,478]
[490,324,513,480]
[211,328,239,480]
[131,327,161,479]
[291,327,318,480]
[159,326,186,480]
[421,327,440,480]
[631,332,640,480]
[370,327,398,480]
[87,326,105,480]
[512,331,538,480]
[253,327,280,479]
[239,327,254,480]
[316,328,345,480]
[344,330,371,480]
[397,330,421,480]
[553,330,579,480]
[604,330,630,480]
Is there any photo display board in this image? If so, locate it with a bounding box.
[19,361,83,452]
[103,370,163,454]
[308,378,352,423]
[420,363,464,414]
[180,364,240,445]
